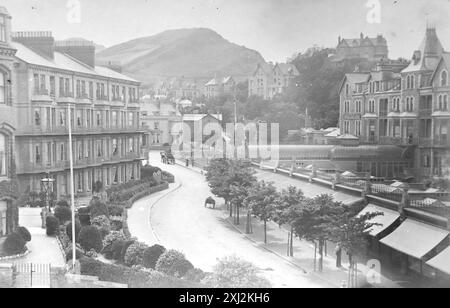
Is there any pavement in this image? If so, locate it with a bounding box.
[0,208,65,266]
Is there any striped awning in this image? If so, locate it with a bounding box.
[358,204,400,237]
[380,219,449,259]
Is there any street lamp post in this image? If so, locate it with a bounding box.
[40,175,54,229]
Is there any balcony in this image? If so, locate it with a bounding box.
[379,136,418,146]
[32,89,53,102]
[57,92,75,103]
[15,125,145,137]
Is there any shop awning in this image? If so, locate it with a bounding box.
[380,219,449,259]
[426,247,450,275]
[358,204,400,237]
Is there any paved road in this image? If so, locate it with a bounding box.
[130,152,329,288]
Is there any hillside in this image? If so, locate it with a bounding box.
[96,28,266,87]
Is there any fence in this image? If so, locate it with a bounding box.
[14,263,51,288]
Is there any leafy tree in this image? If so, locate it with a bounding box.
[78,226,103,253]
[244,181,279,243]
[54,206,72,224]
[202,255,271,288]
[274,186,305,256]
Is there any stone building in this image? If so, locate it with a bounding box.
[339,27,449,181]
[0,5,145,198]
[333,33,389,62]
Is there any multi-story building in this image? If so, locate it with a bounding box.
[0,6,19,236]
[204,76,235,98]
[140,97,181,149]
[248,62,299,100]
[0,9,144,198]
[339,27,449,181]
[332,33,389,63]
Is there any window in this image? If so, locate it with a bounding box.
[77,141,83,160]
[76,80,81,97]
[82,81,86,97]
[97,140,103,158]
[355,100,362,113]
[154,122,160,130]
[368,100,376,113]
[64,78,70,96]
[0,16,6,43]
[112,139,118,156]
[33,74,39,94]
[406,97,414,112]
[128,138,134,153]
[438,95,448,111]
[344,121,350,134]
[112,167,118,184]
[344,101,350,113]
[128,112,134,127]
[59,110,66,126]
[0,72,5,104]
[60,143,66,161]
[345,84,350,95]
[59,77,64,96]
[76,110,83,127]
[406,75,415,89]
[96,111,102,126]
[0,134,7,176]
[355,121,361,136]
[50,76,55,96]
[392,97,400,112]
[89,81,93,99]
[112,111,118,127]
[441,70,448,87]
[34,109,41,126]
[35,145,41,163]
[96,83,100,99]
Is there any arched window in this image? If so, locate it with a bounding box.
[0,134,6,176]
[345,84,350,95]
[0,16,6,43]
[0,72,5,104]
[441,70,448,87]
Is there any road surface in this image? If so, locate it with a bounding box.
[129,152,332,288]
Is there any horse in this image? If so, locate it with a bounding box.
[204,197,216,209]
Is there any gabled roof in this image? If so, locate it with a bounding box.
[253,62,275,76]
[205,76,234,86]
[12,42,139,83]
[430,53,450,83]
[274,63,300,76]
[403,27,445,73]
[338,73,370,94]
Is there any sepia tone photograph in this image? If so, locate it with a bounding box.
[0,0,449,293]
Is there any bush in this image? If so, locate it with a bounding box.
[142,244,166,269]
[108,204,124,217]
[124,242,148,267]
[66,220,82,242]
[103,231,128,248]
[111,240,126,260]
[155,250,194,277]
[46,216,59,236]
[3,232,26,255]
[65,246,84,262]
[184,268,207,283]
[78,226,103,253]
[91,215,111,238]
[120,240,135,262]
[201,256,271,288]
[110,219,123,232]
[54,206,72,224]
[15,226,31,242]
[89,198,109,218]
[56,200,70,207]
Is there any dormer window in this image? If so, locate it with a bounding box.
[0,16,6,43]
[441,70,448,87]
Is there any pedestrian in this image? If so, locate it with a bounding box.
[335,244,342,268]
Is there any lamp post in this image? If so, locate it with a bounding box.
[40,175,54,229]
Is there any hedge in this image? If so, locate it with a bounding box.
[155,250,194,278]
[142,245,166,269]
[15,226,31,242]
[79,257,202,288]
[46,216,59,236]
[78,226,103,253]
[54,206,72,224]
[3,232,26,255]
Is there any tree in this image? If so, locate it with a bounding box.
[274,186,305,256]
[244,181,279,243]
[54,206,72,224]
[202,255,271,288]
[78,226,103,253]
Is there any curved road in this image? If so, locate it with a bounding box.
[129,153,332,288]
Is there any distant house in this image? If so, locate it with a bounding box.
[248,62,299,100]
[332,33,389,63]
[181,114,223,143]
[204,76,236,98]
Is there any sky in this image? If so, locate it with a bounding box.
[2,0,450,62]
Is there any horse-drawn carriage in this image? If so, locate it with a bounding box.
[160,151,175,165]
[204,197,216,209]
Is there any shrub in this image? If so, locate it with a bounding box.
[124,242,148,267]
[120,240,135,262]
[142,244,166,269]
[56,200,70,207]
[58,231,71,250]
[15,226,31,242]
[155,250,194,277]
[66,220,81,242]
[65,246,84,262]
[111,240,126,260]
[201,256,271,288]
[89,198,109,218]
[54,206,72,224]
[91,215,111,238]
[108,204,124,217]
[103,231,127,248]
[78,226,103,253]
[3,232,26,255]
[46,216,59,236]
[110,219,123,231]
[184,268,207,283]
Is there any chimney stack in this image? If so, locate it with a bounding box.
[55,40,96,67]
[12,31,55,59]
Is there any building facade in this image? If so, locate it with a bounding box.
[0,12,144,198]
[333,33,389,62]
[339,27,449,181]
[0,6,19,237]
[204,76,236,98]
[248,62,299,100]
